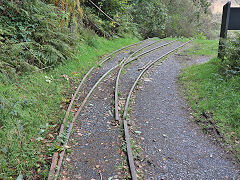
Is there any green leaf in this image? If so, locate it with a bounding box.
[0,6,5,11]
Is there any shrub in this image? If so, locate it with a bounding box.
[221,33,240,76]
[132,0,167,38]
[0,0,75,79]
[162,0,212,38]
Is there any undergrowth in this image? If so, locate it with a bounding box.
[221,33,240,76]
[0,36,139,179]
[0,1,74,79]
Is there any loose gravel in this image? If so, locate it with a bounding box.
[130,49,240,179]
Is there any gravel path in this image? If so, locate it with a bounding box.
[130,49,240,179]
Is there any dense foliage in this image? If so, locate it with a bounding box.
[132,0,167,38]
[163,0,211,37]
[81,0,213,39]
[221,34,240,76]
[0,0,74,80]
[132,0,212,38]
[0,0,214,79]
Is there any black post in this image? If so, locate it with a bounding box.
[218,1,231,59]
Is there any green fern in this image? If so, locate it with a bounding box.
[0,0,75,79]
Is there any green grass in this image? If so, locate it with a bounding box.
[179,40,240,160]
[0,36,139,179]
[164,38,218,56]
[181,39,219,56]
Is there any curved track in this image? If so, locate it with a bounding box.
[48,38,154,179]
[116,39,193,179]
[48,38,193,179]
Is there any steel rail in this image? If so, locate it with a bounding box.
[48,38,153,179]
[114,38,172,121]
[76,39,153,101]
[122,39,194,180]
[138,61,152,71]
[127,39,178,63]
[48,38,171,179]
[99,38,156,66]
[52,38,164,179]
[52,57,126,179]
[115,39,178,121]
[48,66,95,180]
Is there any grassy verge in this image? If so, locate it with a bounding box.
[181,39,219,56]
[0,36,139,179]
[179,39,240,160]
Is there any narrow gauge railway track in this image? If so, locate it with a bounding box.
[48,38,193,179]
[48,37,168,179]
[115,39,194,179]
[48,38,150,180]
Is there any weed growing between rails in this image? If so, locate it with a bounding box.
[0,36,139,179]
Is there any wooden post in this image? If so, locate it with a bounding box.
[218,2,231,59]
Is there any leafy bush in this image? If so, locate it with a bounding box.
[132,0,167,38]
[221,33,240,76]
[162,0,212,38]
[83,0,138,37]
[0,0,74,78]
[92,0,129,20]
